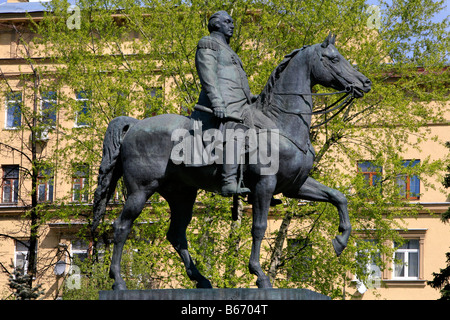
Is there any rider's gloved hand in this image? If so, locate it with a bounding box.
[213,106,226,119]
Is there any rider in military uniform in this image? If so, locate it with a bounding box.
[192,11,257,197]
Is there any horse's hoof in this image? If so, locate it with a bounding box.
[256,277,272,288]
[332,236,346,257]
[112,281,127,291]
[196,279,213,288]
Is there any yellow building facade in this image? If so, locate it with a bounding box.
[0,1,448,300]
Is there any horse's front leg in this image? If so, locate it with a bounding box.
[285,176,351,256]
[249,177,276,288]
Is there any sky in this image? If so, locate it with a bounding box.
[367,0,449,24]
[0,0,447,19]
[0,0,447,32]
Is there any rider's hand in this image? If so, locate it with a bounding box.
[213,107,226,119]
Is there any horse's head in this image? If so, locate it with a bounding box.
[311,33,371,98]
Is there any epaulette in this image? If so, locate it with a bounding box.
[197,36,220,51]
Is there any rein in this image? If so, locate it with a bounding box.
[275,88,350,97]
[271,88,355,129]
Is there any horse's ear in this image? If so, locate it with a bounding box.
[321,32,332,48]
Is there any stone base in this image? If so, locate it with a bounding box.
[99,288,330,300]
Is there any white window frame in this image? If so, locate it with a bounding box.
[355,240,382,280]
[40,91,57,128]
[74,91,90,128]
[392,239,420,280]
[5,92,22,129]
[70,240,89,263]
[14,240,30,275]
[353,239,382,292]
[70,239,105,263]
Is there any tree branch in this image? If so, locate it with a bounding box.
[0,142,33,164]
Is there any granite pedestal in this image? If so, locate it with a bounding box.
[99,288,330,300]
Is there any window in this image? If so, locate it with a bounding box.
[72,164,89,202]
[75,90,91,127]
[393,239,420,279]
[352,231,426,288]
[354,240,382,291]
[5,92,22,129]
[71,240,89,263]
[357,161,383,198]
[15,240,30,275]
[396,160,420,200]
[357,161,382,187]
[41,91,57,126]
[37,167,54,203]
[2,165,19,204]
[356,240,382,279]
[149,87,162,98]
[71,239,105,263]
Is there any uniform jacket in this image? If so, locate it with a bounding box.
[195,31,252,119]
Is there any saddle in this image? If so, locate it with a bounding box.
[183,117,250,168]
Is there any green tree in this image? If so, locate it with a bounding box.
[0,22,64,297]
[61,192,253,299]
[30,0,449,299]
[428,142,450,300]
[8,264,44,300]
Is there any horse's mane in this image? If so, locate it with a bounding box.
[256,45,309,112]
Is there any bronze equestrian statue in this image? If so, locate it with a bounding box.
[92,11,371,290]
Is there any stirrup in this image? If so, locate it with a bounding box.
[221,183,250,197]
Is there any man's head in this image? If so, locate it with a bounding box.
[208,11,234,40]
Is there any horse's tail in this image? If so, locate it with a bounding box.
[92,116,139,234]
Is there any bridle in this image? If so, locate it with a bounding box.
[270,46,359,129]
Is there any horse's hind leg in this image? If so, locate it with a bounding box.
[110,189,152,290]
[163,187,212,288]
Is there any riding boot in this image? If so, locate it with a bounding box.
[221,164,251,196]
[221,163,250,197]
[221,129,250,197]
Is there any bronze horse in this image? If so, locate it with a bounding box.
[92,34,371,290]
